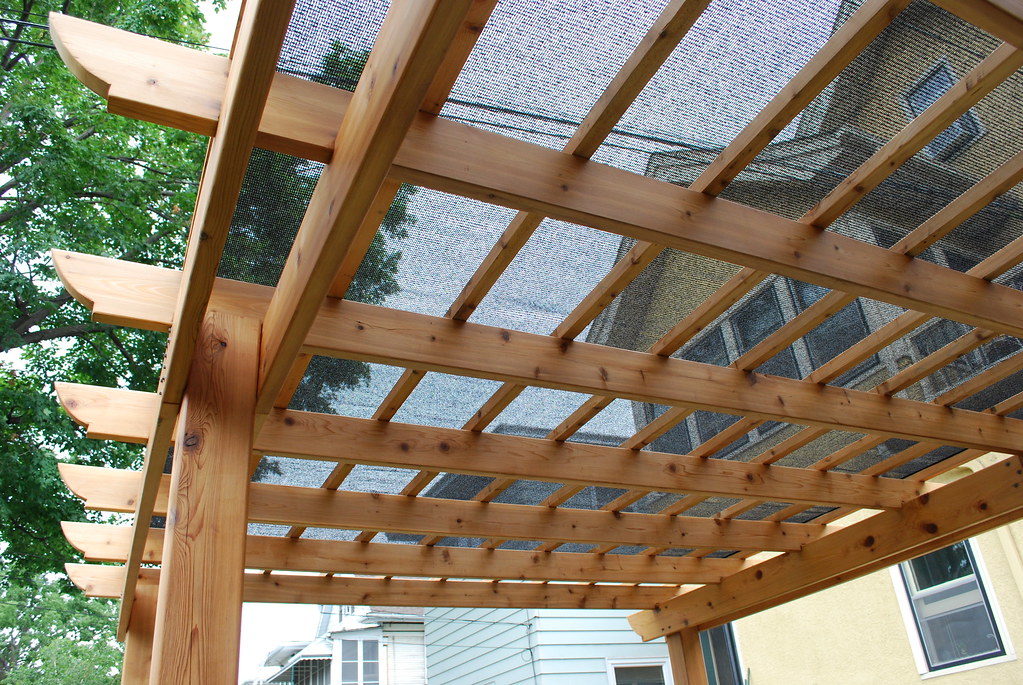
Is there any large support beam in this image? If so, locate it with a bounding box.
[121,573,158,685]
[256,0,474,415]
[59,463,827,552]
[51,18,1023,339]
[149,312,259,683]
[628,454,1023,639]
[666,630,709,685]
[57,383,930,510]
[62,521,750,584]
[66,565,680,609]
[52,252,1023,454]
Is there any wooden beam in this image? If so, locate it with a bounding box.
[276,0,497,411]
[52,253,1023,454]
[256,0,474,415]
[62,522,750,584]
[928,0,1023,51]
[56,383,929,509]
[121,573,158,685]
[628,454,1023,639]
[55,1,296,643]
[666,630,709,685]
[52,19,1023,338]
[150,311,258,683]
[66,565,680,609]
[59,464,828,552]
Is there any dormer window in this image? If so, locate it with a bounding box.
[905,63,984,161]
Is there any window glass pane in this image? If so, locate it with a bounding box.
[341,639,358,661]
[613,665,665,685]
[341,660,358,683]
[789,279,875,379]
[902,542,1005,670]
[363,639,379,661]
[907,542,972,590]
[732,288,784,354]
[701,625,743,685]
[363,661,379,681]
[682,329,728,366]
[906,64,982,161]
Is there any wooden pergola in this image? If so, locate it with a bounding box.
[44,0,1023,682]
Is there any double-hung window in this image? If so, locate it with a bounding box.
[895,540,1009,673]
[340,639,380,685]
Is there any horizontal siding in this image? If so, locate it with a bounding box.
[426,607,536,684]
[532,610,669,684]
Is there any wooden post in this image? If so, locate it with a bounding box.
[121,572,159,684]
[666,629,709,685]
[149,311,258,683]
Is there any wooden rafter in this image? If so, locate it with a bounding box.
[51,252,1023,453]
[629,455,1023,638]
[53,2,297,641]
[66,565,682,610]
[57,383,929,510]
[62,522,748,584]
[256,0,475,416]
[59,464,830,552]
[49,18,1023,339]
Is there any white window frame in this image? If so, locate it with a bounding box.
[605,656,671,685]
[889,539,1015,678]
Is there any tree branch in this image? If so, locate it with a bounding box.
[13,322,112,349]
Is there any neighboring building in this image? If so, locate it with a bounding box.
[583,1,1023,684]
[251,606,425,685]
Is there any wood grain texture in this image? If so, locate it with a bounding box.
[257,0,473,414]
[149,312,258,683]
[629,455,1023,639]
[67,564,681,609]
[53,384,929,508]
[63,522,749,584]
[60,464,828,551]
[666,630,709,685]
[52,253,1023,454]
[50,19,1023,338]
[929,0,1023,50]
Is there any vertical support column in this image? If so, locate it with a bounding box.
[666,629,709,685]
[121,571,159,684]
[149,311,259,684]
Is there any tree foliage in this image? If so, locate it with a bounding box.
[0,570,121,683]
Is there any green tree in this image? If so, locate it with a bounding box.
[0,1,416,576]
[0,571,121,683]
[0,0,210,580]
[220,41,416,413]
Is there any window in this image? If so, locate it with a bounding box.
[607,659,668,685]
[700,624,744,685]
[895,541,1009,673]
[905,63,984,161]
[646,276,877,458]
[340,639,379,685]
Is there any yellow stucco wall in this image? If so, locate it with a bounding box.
[732,459,1023,685]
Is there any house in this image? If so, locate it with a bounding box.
[249,606,425,685]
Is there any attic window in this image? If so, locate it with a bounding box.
[905,63,984,161]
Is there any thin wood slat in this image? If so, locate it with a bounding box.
[59,464,829,552]
[62,521,748,584]
[256,0,475,415]
[628,454,1023,638]
[66,565,681,610]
